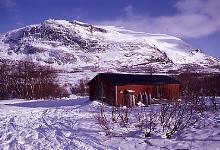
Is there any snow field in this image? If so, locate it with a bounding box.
[0,97,220,149]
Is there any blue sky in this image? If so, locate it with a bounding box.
[0,0,220,58]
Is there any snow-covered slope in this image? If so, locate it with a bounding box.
[0,19,220,75]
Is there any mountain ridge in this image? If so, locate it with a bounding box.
[0,19,220,78]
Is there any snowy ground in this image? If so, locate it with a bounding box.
[0,97,220,150]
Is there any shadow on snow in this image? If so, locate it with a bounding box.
[5,97,90,108]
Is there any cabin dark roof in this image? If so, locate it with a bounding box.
[88,73,180,86]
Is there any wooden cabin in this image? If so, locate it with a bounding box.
[87,73,181,107]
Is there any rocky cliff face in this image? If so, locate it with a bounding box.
[0,19,220,77]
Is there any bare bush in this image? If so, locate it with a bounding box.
[71,78,89,96]
[143,111,157,137]
[118,107,131,127]
[0,62,12,99]
[94,95,211,139]
[94,105,113,136]
[95,100,202,139]
[210,95,218,111]
[0,60,69,100]
[134,106,158,137]
[94,104,134,136]
[111,106,119,123]
[160,101,200,138]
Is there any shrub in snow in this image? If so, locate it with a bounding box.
[134,106,158,137]
[70,78,89,96]
[0,60,69,100]
[94,96,213,139]
[94,105,113,136]
[94,104,134,136]
[160,101,200,138]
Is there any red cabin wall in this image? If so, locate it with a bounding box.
[89,77,180,107]
[116,84,180,106]
[88,78,116,106]
[162,84,180,100]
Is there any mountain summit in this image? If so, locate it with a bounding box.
[0,19,220,74]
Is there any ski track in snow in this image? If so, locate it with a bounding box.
[0,98,101,150]
[0,98,220,150]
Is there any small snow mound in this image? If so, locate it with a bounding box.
[137,101,145,107]
[61,94,78,100]
[90,100,103,106]
[122,106,127,109]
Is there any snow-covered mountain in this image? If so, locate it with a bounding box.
[0,19,220,76]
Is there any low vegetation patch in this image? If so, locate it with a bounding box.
[94,96,219,139]
[0,60,69,100]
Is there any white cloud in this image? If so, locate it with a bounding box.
[98,0,220,38]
